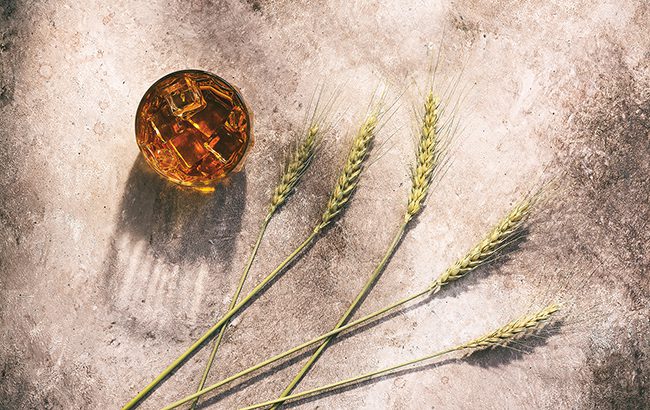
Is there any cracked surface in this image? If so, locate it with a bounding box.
[1,0,648,409]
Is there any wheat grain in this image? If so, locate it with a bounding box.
[267,90,444,410]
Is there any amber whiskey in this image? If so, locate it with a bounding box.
[135,70,252,187]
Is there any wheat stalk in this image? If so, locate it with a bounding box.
[236,303,560,410]
[268,90,442,409]
[159,195,534,410]
[429,196,533,293]
[190,123,321,409]
[122,112,379,410]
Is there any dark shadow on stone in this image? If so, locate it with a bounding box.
[102,154,248,407]
[101,154,247,305]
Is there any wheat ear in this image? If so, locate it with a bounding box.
[268,90,441,410]
[429,197,533,293]
[406,91,441,221]
[158,196,534,410]
[122,113,378,410]
[236,303,560,410]
[460,303,560,351]
[268,124,320,216]
[315,114,378,232]
[190,123,321,409]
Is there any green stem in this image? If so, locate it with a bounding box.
[161,287,430,410]
[238,346,460,410]
[269,220,409,409]
[121,230,319,410]
[190,215,272,410]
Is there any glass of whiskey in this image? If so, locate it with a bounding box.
[135,70,253,188]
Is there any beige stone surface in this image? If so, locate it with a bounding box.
[1,0,648,409]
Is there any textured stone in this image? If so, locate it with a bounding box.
[0,1,647,409]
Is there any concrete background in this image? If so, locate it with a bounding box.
[1,0,648,409]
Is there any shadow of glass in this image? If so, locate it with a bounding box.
[101,155,247,318]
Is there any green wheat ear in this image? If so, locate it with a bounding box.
[157,188,547,410]
[316,112,379,232]
[406,91,442,221]
[461,303,560,351]
[429,197,534,293]
[268,124,320,216]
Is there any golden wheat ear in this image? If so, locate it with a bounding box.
[429,196,535,293]
[405,91,443,222]
[461,303,561,352]
[315,110,380,232]
[268,124,320,216]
